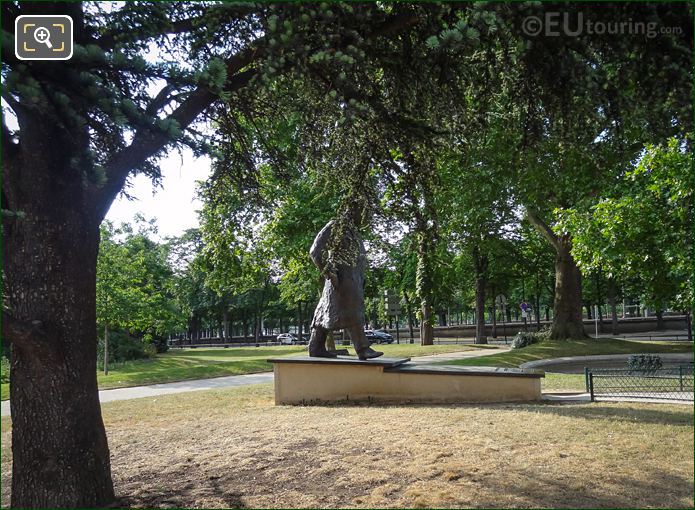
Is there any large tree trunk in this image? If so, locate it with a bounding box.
[550,238,587,339]
[473,247,488,344]
[526,208,587,340]
[416,231,434,346]
[4,182,114,507]
[420,301,434,346]
[655,309,665,330]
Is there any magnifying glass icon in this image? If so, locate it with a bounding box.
[34,26,52,49]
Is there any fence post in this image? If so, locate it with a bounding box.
[679,366,683,391]
[589,373,595,402]
[584,367,590,393]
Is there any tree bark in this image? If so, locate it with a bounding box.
[420,301,434,345]
[4,189,114,507]
[655,309,665,330]
[526,208,587,340]
[416,233,434,346]
[551,239,588,339]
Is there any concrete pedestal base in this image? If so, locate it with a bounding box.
[267,356,544,404]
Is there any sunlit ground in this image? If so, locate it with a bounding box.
[3,384,691,508]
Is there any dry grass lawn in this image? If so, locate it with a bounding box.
[2,384,692,508]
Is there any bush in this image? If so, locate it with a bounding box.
[152,336,169,354]
[142,342,157,358]
[1,355,9,384]
[511,331,539,349]
[96,328,156,369]
[511,328,550,349]
[627,354,663,372]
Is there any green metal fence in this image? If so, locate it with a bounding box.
[588,366,694,402]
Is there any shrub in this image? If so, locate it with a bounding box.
[152,336,169,354]
[511,328,550,349]
[142,342,157,358]
[0,355,9,384]
[96,328,156,369]
[511,331,539,349]
[627,354,663,372]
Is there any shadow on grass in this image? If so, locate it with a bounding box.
[502,401,694,427]
[470,463,693,508]
[112,439,692,509]
[117,484,247,509]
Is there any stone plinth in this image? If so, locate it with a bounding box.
[267,356,544,404]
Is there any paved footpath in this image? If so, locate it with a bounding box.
[1,347,509,417]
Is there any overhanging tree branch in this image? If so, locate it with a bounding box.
[93,9,420,221]
[94,4,260,50]
[525,206,560,251]
[95,29,264,215]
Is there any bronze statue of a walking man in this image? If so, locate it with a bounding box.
[308,208,383,360]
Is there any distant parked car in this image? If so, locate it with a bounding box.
[277,333,299,345]
[373,330,394,344]
[364,329,394,344]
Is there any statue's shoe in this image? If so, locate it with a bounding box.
[309,348,338,358]
[357,347,384,360]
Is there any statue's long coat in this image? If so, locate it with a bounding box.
[310,220,367,330]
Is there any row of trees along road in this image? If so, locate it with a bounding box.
[2,2,691,507]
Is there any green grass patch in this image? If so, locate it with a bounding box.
[96,346,306,390]
[0,343,488,401]
[542,373,587,392]
[442,338,693,369]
